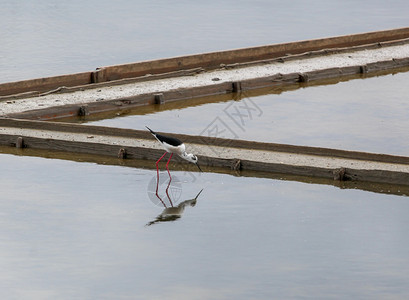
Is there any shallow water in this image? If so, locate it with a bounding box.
[2,1,409,299]
[1,0,409,82]
[1,153,409,299]
[87,70,409,156]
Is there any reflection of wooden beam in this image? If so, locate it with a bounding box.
[1,119,409,186]
[1,27,409,97]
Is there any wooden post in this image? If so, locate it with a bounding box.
[118,148,127,159]
[333,167,346,181]
[16,137,25,148]
[154,93,165,104]
[232,82,242,93]
[298,73,309,82]
[78,105,90,116]
[231,159,242,171]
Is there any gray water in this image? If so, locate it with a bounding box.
[1,153,409,299]
[1,0,409,83]
[2,1,409,299]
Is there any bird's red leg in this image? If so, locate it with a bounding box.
[165,153,173,180]
[155,152,168,196]
[165,153,174,206]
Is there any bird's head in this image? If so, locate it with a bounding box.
[182,153,203,172]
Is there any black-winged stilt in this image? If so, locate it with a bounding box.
[146,126,203,175]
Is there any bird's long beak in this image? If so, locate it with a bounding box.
[196,163,203,172]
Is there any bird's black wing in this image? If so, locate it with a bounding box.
[146,126,182,146]
[156,133,182,146]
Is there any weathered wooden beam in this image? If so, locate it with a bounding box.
[1,118,409,166]
[99,27,409,81]
[1,121,409,186]
[1,27,409,97]
[5,57,409,121]
[0,72,92,97]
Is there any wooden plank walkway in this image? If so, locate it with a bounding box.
[1,29,409,120]
[1,27,409,97]
[1,118,408,186]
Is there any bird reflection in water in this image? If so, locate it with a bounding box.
[146,188,203,226]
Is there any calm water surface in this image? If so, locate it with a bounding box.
[1,153,409,299]
[2,1,409,299]
[1,0,409,82]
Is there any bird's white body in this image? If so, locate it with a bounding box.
[156,139,185,157]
